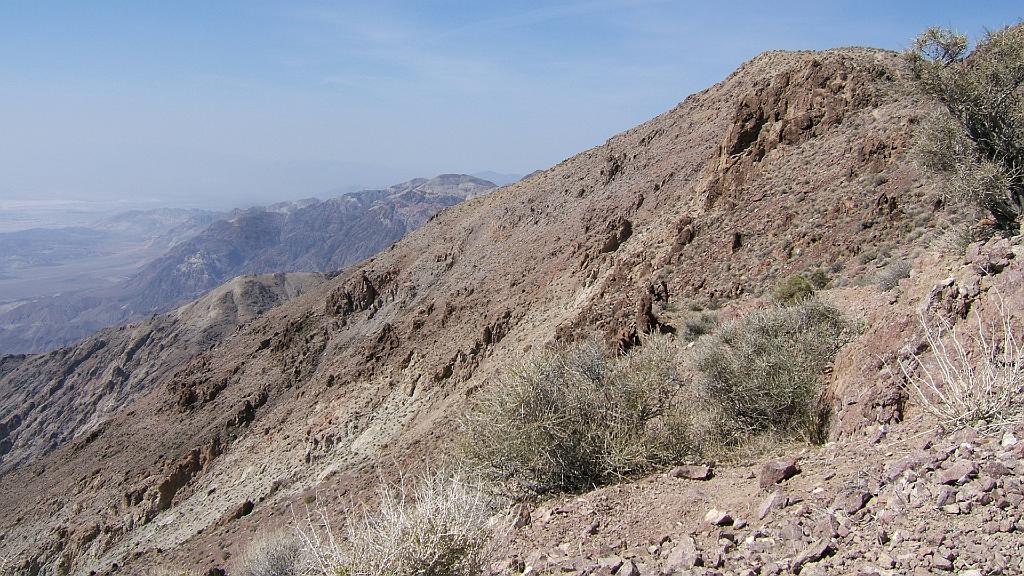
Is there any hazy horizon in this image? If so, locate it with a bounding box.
[2,1,1020,209]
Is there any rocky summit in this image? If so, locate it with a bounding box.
[1,44,1023,576]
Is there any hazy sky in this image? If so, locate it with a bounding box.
[1,2,1020,208]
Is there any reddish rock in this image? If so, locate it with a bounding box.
[939,461,978,485]
[760,458,801,489]
[792,539,836,573]
[668,464,713,480]
[834,490,872,514]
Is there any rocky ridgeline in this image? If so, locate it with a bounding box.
[492,423,1024,576]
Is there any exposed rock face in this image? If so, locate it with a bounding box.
[0,47,988,575]
[704,54,894,208]
[0,175,495,354]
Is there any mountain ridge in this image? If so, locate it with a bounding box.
[0,46,997,575]
[0,174,495,354]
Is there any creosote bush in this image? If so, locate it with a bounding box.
[457,338,713,493]
[907,23,1024,229]
[679,310,718,342]
[298,470,492,576]
[773,274,815,304]
[694,300,852,443]
[808,268,831,290]
[461,301,851,493]
[877,260,912,291]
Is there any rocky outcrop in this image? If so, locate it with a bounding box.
[704,55,897,208]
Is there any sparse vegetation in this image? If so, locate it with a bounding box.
[773,274,815,304]
[808,268,831,290]
[899,300,1024,429]
[297,470,492,576]
[145,569,198,576]
[679,310,718,341]
[937,222,976,255]
[237,531,305,576]
[457,338,712,493]
[460,300,852,493]
[907,24,1024,229]
[877,260,912,291]
[694,300,852,443]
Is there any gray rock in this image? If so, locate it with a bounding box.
[985,461,1012,477]
[662,535,703,571]
[1001,431,1018,448]
[597,555,623,572]
[757,491,782,520]
[510,503,532,529]
[834,490,872,514]
[930,554,953,571]
[618,559,640,576]
[704,508,733,526]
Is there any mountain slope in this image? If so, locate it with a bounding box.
[0,48,964,575]
[0,175,494,354]
[0,272,328,476]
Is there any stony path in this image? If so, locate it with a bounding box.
[490,421,1024,575]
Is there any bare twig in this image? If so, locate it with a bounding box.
[899,295,1024,429]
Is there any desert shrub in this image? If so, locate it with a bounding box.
[457,338,710,493]
[679,310,718,341]
[694,300,851,442]
[773,274,814,304]
[808,268,831,290]
[145,569,199,576]
[237,531,304,576]
[877,260,912,291]
[907,24,1024,229]
[899,299,1024,429]
[298,470,492,576]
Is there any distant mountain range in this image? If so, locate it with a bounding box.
[0,208,220,302]
[472,171,523,185]
[0,174,495,353]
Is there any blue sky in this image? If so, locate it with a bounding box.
[0,1,1020,208]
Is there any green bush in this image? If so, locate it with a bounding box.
[808,268,830,290]
[694,300,851,442]
[773,274,814,304]
[679,310,719,342]
[907,24,1024,229]
[457,338,711,493]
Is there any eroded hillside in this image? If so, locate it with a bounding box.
[0,272,328,477]
[0,47,974,575]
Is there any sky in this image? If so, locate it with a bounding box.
[0,1,1020,209]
